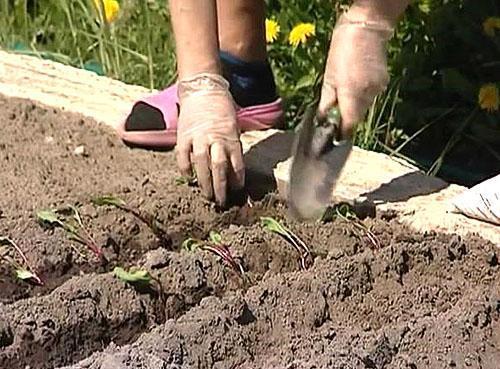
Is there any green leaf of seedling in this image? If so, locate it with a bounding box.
[260,217,290,238]
[113,267,151,285]
[37,209,82,239]
[336,203,357,220]
[16,269,36,281]
[174,176,189,185]
[260,216,312,266]
[182,238,200,252]
[174,172,197,186]
[209,231,222,244]
[36,209,63,226]
[321,203,357,222]
[92,195,127,208]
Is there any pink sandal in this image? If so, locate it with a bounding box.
[117,84,284,149]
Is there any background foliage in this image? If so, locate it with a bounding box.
[1,0,499,185]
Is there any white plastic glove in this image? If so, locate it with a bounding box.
[176,73,245,207]
[318,12,395,139]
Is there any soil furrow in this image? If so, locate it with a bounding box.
[61,232,500,369]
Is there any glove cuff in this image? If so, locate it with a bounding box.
[338,13,395,39]
[178,72,230,101]
[349,0,409,27]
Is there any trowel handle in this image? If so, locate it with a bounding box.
[316,105,344,142]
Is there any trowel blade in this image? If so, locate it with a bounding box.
[287,106,352,221]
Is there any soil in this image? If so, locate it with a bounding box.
[0,95,498,369]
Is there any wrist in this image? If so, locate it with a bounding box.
[347,0,410,28]
[177,72,230,101]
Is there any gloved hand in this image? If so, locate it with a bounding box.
[318,11,396,139]
[176,73,245,207]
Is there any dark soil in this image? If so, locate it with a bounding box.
[0,95,498,369]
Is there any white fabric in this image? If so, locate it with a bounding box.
[451,174,500,226]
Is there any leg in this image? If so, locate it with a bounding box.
[119,0,282,147]
[216,0,267,62]
[216,0,278,107]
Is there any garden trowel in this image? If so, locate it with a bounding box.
[288,104,353,220]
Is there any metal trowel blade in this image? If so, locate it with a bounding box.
[288,106,352,221]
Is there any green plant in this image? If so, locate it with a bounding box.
[321,203,380,249]
[113,265,165,308]
[0,1,404,154]
[389,0,500,182]
[260,216,313,269]
[113,266,151,285]
[92,195,171,247]
[0,236,43,285]
[182,231,245,278]
[37,207,105,260]
[0,0,177,88]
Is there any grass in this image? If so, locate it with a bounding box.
[0,0,177,89]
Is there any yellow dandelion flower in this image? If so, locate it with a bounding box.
[265,19,280,43]
[94,0,120,24]
[482,17,500,37]
[288,22,316,48]
[478,84,499,113]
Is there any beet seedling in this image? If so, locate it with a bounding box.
[113,266,152,286]
[326,203,381,249]
[92,195,171,247]
[114,266,166,307]
[0,237,43,285]
[174,174,197,186]
[260,216,313,270]
[36,207,105,261]
[182,231,245,278]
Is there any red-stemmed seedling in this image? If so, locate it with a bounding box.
[182,231,246,278]
[0,236,44,285]
[92,196,171,248]
[36,206,105,262]
[326,203,381,249]
[260,216,313,270]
